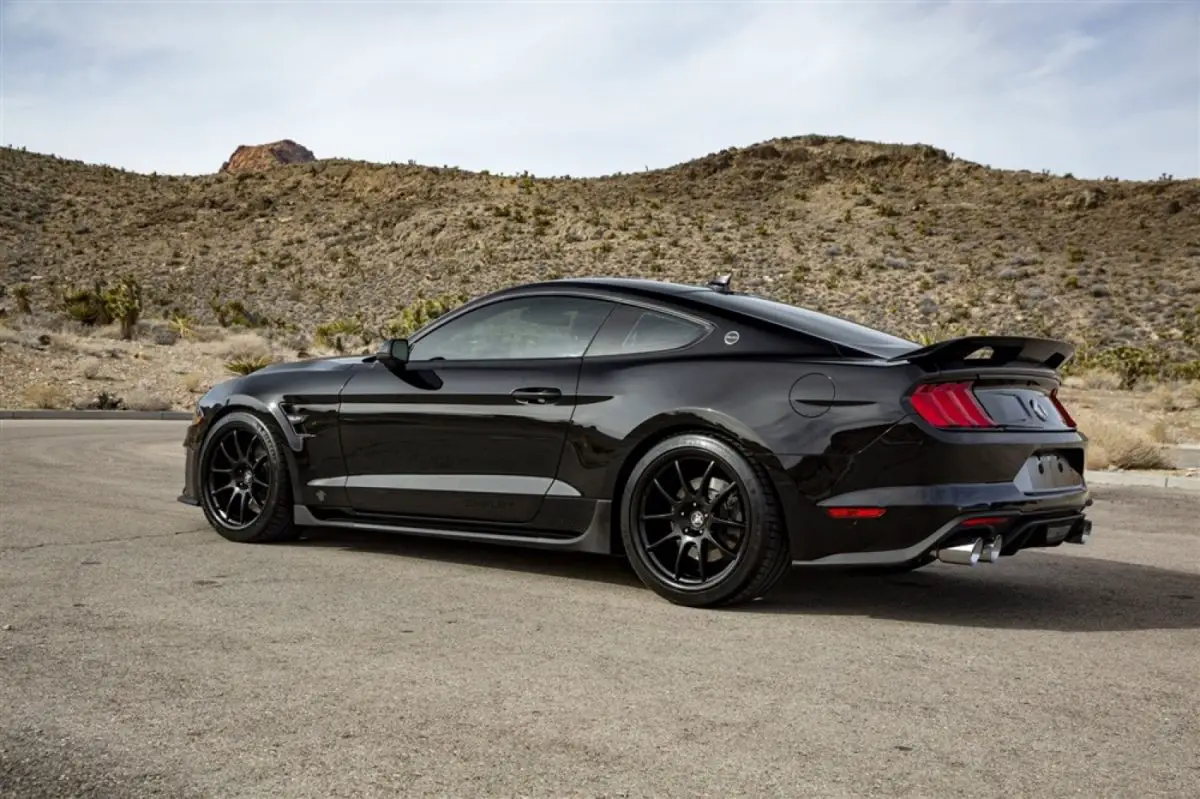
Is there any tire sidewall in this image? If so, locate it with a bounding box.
[197,411,289,543]
[620,434,772,606]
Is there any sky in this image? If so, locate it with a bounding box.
[1,0,1197,181]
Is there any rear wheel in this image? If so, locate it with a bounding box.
[197,411,299,543]
[619,433,790,607]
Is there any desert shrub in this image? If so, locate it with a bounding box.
[1068,344,1170,390]
[60,274,142,340]
[167,312,196,340]
[62,282,111,326]
[79,357,103,379]
[314,316,369,351]
[209,295,268,327]
[1076,408,1175,470]
[381,293,467,339]
[225,354,275,375]
[23,382,68,409]
[105,275,142,340]
[12,284,31,314]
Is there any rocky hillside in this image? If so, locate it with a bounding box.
[1,134,1199,368]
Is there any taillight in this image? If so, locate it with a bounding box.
[1049,389,1076,428]
[909,381,996,428]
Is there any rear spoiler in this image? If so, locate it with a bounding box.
[887,335,1076,371]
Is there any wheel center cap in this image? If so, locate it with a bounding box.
[688,510,706,530]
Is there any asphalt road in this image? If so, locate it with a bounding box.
[1,420,1197,798]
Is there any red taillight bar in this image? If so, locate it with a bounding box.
[1049,389,1076,428]
[826,507,887,519]
[909,381,997,429]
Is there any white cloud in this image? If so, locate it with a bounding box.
[1,0,1196,179]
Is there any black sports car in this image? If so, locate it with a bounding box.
[178,275,1092,607]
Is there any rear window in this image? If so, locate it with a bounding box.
[618,310,705,353]
[693,293,918,356]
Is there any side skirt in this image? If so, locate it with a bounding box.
[292,500,614,555]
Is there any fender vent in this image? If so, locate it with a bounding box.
[279,403,314,439]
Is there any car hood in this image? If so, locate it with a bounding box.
[252,354,367,375]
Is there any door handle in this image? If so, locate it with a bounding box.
[511,387,562,405]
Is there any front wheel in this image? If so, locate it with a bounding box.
[619,433,791,608]
[197,410,299,543]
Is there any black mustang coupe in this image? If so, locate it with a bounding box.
[178,276,1092,607]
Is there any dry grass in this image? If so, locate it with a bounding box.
[22,382,68,410]
[1074,407,1177,470]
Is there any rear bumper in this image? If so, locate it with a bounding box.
[791,481,1092,566]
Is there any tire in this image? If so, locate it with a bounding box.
[619,433,791,608]
[197,410,300,544]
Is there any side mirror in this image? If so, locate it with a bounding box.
[378,338,409,367]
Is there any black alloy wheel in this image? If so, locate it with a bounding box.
[198,411,298,543]
[206,426,271,530]
[620,433,791,608]
[636,454,748,589]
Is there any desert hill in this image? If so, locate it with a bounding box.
[1,134,1199,377]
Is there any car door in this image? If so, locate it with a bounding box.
[335,293,617,524]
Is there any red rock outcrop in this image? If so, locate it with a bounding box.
[219,139,316,174]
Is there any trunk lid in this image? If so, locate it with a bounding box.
[892,335,1079,432]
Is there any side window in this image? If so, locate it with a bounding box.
[408,296,615,361]
[586,307,709,357]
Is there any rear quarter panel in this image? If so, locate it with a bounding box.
[562,354,915,504]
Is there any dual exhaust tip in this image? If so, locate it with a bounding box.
[935,536,1003,567]
[934,518,1092,567]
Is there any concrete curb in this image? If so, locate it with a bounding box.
[0,410,192,420]
[1085,470,1200,492]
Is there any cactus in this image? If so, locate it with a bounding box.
[103,274,142,340]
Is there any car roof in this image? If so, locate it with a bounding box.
[506,276,919,357]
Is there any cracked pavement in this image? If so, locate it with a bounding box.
[1,419,1198,798]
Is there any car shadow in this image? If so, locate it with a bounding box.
[288,529,1199,633]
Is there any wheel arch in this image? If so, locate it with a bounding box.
[602,408,790,556]
[198,397,304,500]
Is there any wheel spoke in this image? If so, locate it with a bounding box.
[696,459,715,497]
[673,541,687,581]
[673,459,688,497]
[707,533,737,558]
[695,538,706,582]
[708,482,736,510]
[647,530,681,549]
[651,478,674,504]
[640,511,674,521]
[711,515,744,529]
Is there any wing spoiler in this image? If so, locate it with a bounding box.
[887,335,1076,371]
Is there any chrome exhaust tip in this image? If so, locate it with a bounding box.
[980,535,1003,564]
[935,538,984,566]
